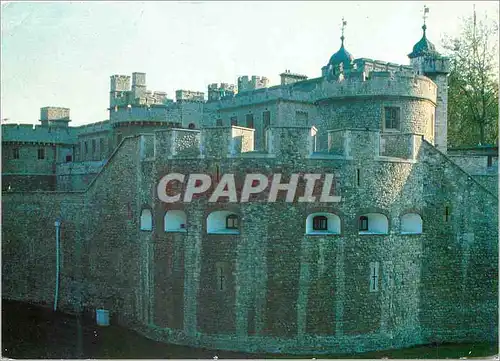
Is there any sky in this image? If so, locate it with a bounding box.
[1,1,499,126]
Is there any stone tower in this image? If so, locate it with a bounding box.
[110,74,131,109]
[408,19,450,153]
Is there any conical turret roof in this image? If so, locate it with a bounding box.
[408,24,439,58]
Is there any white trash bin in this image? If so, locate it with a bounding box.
[96,309,110,326]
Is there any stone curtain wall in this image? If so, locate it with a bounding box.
[56,160,106,191]
[418,141,498,343]
[2,143,57,175]
[1,130,497,355]
[2,192,85,308]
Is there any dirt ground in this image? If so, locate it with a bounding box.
[1,299,498,359]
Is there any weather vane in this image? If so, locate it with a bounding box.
[423,5,429,26]
[341,17,347,38]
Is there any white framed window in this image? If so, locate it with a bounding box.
[305,212,341,235]
[383,107,401,131]
[140,209,153,231]
[369,262,379,292]
[358,213,388,235]
[164,210,187,232]
[207,211,240,234]
[400,213,423,234]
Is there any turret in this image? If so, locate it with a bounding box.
[109,75,131,108]
[208,83,236,102]
[322,18,354,80]
[131,72,147,100]
[39,107,71,128]
[237,76,269,93]
[408,6,450,153]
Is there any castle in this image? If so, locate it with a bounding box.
[1,18,498,355]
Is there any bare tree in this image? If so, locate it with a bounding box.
[443,8,499,147]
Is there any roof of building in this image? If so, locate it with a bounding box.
[1,124,77,144]
[328,35,354,68]
[408,24,439,59]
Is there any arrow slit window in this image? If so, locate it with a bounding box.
[369,262,379,292]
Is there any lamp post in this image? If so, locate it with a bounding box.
[53,218,61,312]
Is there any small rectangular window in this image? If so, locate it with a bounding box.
[12,148,20,159]
[84,141,88,154]
[92,139,96,154]
[296,110,309,125]
[246,114,254,128]
[65,155,72,162]
[230,116,237,126]
[444,206,450,222]
[216,118,223,126]
[369,262,379,292]
[99,138,105,155]
[356,169,360,187]
[384,107,400,130]
[263,111,271,128]
[37,147,45,160]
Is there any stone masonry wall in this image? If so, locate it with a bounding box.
[1,128,497,355]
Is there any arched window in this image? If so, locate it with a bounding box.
[188,123,196,129]
[400,213,423,234]
[313,216,328,230]
[207,211,240,234]
[306,213,341,235]
[358,213,388,235]
[140,209,152,231]
[164,210,187,232]
[226,214,239,229]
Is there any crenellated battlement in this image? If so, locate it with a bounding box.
[280,70,308,85]
[175,89,205,102]
[206,70,437,111]
[237,75,269,93]
[207,83,236,101]
[1,122,76,144]
[146,125,420,162]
